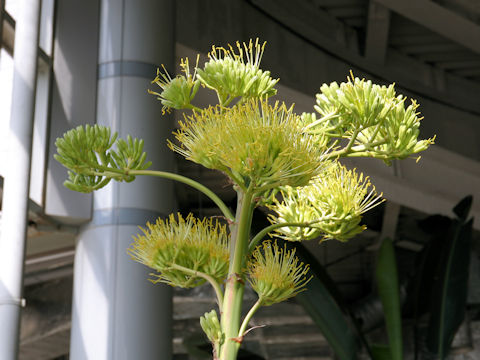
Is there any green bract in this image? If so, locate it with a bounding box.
[55,124,151,192]
[170,99,326,192]
[196,39,279,105]
[268,162,384,242]
[128,213,230,288]
[248,241,311,306]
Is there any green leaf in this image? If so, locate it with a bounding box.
[426,214,473,359]
[403,214,450,359]
[452,195,472,221]
[370,344,392,360]
[282,241,361,360]
[376,238,402,360]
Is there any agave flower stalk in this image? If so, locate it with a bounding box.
[54,39,434,360]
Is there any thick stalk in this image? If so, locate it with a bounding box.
[220,190,255,360]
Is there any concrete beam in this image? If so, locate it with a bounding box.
[248,0,480,115]
[375,0,480,54]
[365,1,390,63]
[436,60,480,70]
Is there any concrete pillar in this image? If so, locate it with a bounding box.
[0,0,41,358]
[69,1,176,359]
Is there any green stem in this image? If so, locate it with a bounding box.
[238,298,263,338]
[325,137,388,160]
[96,167,234,221]
[222,95,235,107]
[303,112,339,131]
[344,127,361,153]
[368,122,382,143]
[170,263,224,312]
[185,103,204,113]
[248,219,327,253]
[223,168,247,192]
[220,189,255,360]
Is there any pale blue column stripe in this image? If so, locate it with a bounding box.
[98,61,159,79]
[88,208,165,227]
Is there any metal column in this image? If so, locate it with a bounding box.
[0,0,41,358]
[69,0,176,359]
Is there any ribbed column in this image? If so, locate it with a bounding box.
[0,0,41,358]
[69,1,176,359]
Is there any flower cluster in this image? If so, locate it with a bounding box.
[196,39,279,104]
[248,241,311,306]
[149,39,279,111]
[170,99,326,192]
[54,124,151,192]
[307,74,435,164]
[148,58,200,114]
[128,213,230,288]
[268,162,384,242]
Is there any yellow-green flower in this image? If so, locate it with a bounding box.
[248,241,311,306]
[128,213,230,288]
[148,58,200,113]
[314,75,396,132]
[355,97,435,164]
[196,39,279,104]
[268,161,384,242]
[169,99,326,192]
[312,74,434,164]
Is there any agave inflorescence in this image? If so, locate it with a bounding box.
[170,99,326,192]
[306,74,435,164]
[54,39,435,360]
[268,162,384,242]
[196,39,279,105]
[128,213,230,288]
[248,241,312,306]
[54,124,151,192]
[148,57,201,113]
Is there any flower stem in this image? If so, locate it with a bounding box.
[238,298,263,339]
[248,219,328,253]
[185,103,204,113]
[128,169,235,221]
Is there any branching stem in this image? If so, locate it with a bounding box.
[170,263,224,312]
[94,167,234,221]
[248,219,327,253]
[238,298,263,339]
